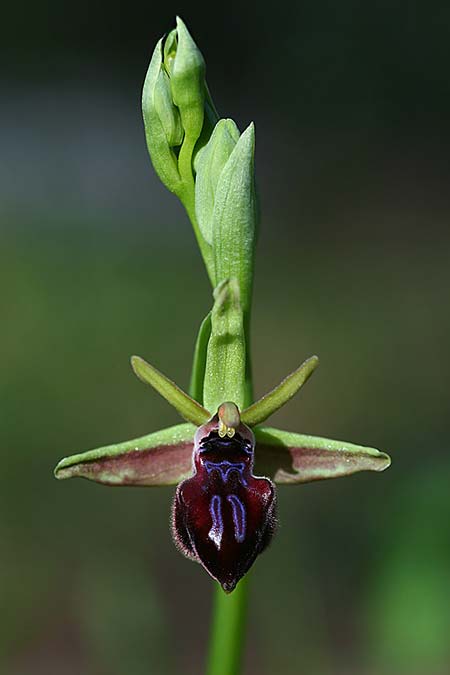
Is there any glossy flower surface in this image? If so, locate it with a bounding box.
[173,407,276,592]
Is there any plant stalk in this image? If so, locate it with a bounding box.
[206,576,249,675]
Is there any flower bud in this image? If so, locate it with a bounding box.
[142,38,182,194]
[168,16,206,145]
[142,17,219,228]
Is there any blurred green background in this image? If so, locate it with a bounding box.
[2,1,450,673]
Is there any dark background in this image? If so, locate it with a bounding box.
[2,2,450,673]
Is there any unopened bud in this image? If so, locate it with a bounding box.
[169,17,206,144]
[142,38,182,194]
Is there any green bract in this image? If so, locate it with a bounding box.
[195,119,240,245]
[203,279,246,412]
[210,123,257,318]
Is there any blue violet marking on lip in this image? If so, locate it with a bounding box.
[227,494,246,543]
[172,412,277,592]
[204,461,248,485]
[208,494,224,549]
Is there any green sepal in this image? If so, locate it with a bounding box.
[241,355,319,426]
[54,423,195,486]
[195,119,240,245]
[142,38,183,195]
[131,355,211,425]
[203,279,246,413]
[212,123,258,317]
[254,426,391,484]
[189,311,212,403]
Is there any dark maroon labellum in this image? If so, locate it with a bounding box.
[172,414,277,592]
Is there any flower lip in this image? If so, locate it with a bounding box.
[172,407,277,593]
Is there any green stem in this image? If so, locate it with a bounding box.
[206,577,249,675]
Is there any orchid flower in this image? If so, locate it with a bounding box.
[55,281,390,592]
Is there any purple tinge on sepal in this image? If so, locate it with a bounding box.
[57,444,192,486]
[54,425,196,487]
[172,416,276,592]
[253,427,391,484]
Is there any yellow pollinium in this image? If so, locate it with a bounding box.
[217,402,241,438]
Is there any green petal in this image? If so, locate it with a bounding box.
[241,355,319,427]
[131,355,211,425]
[54,423,196,486]
[254,426,391,484]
